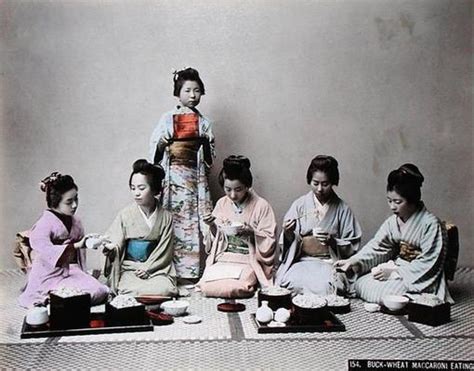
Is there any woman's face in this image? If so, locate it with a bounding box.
[179,80,202,109]
[386,190,416,221]
[224,179,249,205]
[53,188,78,216]
[130,173,156,208]
[310,171,333,204]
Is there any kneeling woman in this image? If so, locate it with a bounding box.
[275,155,362,295]
[18,173,109,308]
[335,164,453,303]
[198,156,277,298]
[103,160,178,297]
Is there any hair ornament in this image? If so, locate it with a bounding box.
[39,171,62,192]
[172,66,192,81]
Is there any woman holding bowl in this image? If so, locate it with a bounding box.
[334,164,453,304]
[102,159,178,297]
[198,155,277,298]
[275,155,362,296]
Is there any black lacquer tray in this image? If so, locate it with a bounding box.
[251,311,346,334]
[21,312,153,339]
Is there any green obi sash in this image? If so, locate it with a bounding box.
[226,235,249,255]
[126,239,157,262]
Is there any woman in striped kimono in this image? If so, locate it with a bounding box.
[335,164,453,304]
[275,155,362,295]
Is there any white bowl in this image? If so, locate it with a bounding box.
[26,306,49,326]
[364,303,381,313]
[161,300,189,316]
[382,295,409,311]
[220,222,244,236]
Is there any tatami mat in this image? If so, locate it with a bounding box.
[1,268,473,369]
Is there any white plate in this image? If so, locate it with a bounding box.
[183,315,202,324]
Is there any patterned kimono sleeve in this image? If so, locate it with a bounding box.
[143,212,175,275]
[349,218,397,275]
[397,221,446,293]
[149,113,172,164]
[333,205,362,259]
[29,217,71,269]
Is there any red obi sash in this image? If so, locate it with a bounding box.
[173,113,199,139]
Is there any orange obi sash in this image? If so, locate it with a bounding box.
[173,113,199,139]
[399,241,421,262]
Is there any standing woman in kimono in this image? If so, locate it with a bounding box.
[198,156,277,298]
[149,67,214,281]
[18,173,109,308]
[102,160,178,297]
[275,155,362,295]
[335,164,453,304]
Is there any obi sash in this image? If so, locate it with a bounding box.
[173,113,199,139]
[125,239,157,262]
[301,236,330,258]
[399,241,421,262]
[169,141,200,166]
[226,235,249,255]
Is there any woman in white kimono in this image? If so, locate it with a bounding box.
[198,156,277,298]
[335,164,453,304]
[275,155,362,295]
[149,68,215,281]
[102,160,178,297]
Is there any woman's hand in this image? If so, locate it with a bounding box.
[237,222,254,236]
[73,236,87,249]
[135,269,150,279]
[283,219,297,240]
[371,261,398,281]
[202,213,216,225]
[102,242,117,260]
[333,259,352,273]
[158,136,173,150]
[203,213,217,235]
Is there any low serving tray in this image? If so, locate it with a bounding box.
[21,313,153,339]
[251,312,346,334]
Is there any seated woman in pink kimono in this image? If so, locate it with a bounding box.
[18,173,110,308]
[335,164,453,304]
[198,155,277,298]
[102,160,178,297]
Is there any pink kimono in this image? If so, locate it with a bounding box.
[18,210,109,308]
[198,190,277,298]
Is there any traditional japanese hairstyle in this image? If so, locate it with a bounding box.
[387,163,424,204]
[218,155,253,188]
[172,67,206,97]
[129,159,166,195]
[39,172,78,208]
[306,155,340,186]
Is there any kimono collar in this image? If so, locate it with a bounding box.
[47,209,73,233]
[137,204,158,230]
[231,189,253,214]
[396,201,425,226]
